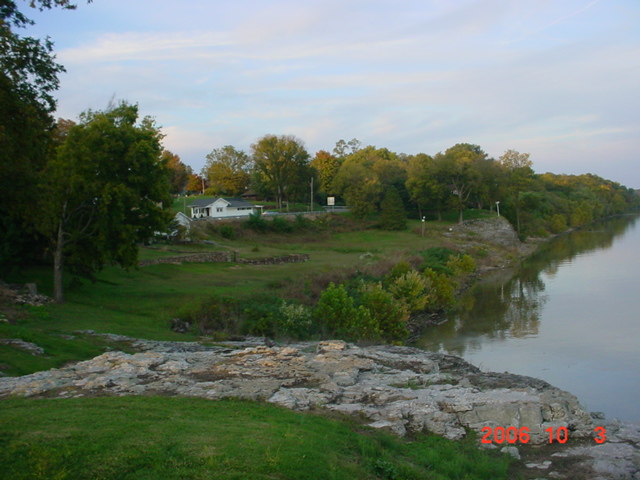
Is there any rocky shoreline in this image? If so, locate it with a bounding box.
[1,334,638,479]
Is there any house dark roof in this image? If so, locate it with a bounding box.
[188,197,255,208]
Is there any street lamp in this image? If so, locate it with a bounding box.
[495,201,500,217]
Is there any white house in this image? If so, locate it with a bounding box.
[188,197,259,219]
[174,211,192,231]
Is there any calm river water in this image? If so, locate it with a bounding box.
[416,213,640,422]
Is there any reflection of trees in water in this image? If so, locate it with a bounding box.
[418,214,639,356]
[532,214,638,277]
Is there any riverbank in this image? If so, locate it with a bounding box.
[1,335,638,479]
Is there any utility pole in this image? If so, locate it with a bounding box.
[310,177,314,213]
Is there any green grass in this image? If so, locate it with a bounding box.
[0,396,515,480]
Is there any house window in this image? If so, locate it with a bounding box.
[217,207,223,212]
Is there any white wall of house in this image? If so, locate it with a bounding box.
[190,198,256,219]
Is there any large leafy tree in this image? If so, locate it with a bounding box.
[37,102,171,302]
[0,0,80,275]
[406,153,450,220]
[433,143,487,224]
[332,145,407,218]
[499,149,534,234]
[251,134,311,210]
[203,145,252,197]
[310,150,342,196]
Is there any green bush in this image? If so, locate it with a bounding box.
[270,215,294,233]
[359,282,409,341]
[181,296,238,336]
[423,268,455,310]
[548,213,568,233]
[279,302,314,339]
[418,247,456,275]
[388,271,432,313]
[239,294,282,337]
[314,283,379,340]
[219,224,236,239]
[244,212,268,232]
[446,254,476,275]
[385,261,413,283]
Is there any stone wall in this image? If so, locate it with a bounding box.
[239,254,310,265]
[139,252,309,267]
[138,252,233,266]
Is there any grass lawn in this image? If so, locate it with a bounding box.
[0,396,515,480]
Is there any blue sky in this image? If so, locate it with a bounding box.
[24,0,640,187]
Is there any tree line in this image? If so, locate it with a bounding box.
[169,136,639,237]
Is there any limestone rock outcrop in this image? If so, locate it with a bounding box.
[0,339,594,444]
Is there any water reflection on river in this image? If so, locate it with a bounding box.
[416,214,640,422]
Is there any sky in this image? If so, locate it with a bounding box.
[23,0,640,187]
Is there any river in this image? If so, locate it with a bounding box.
[416,213,640,422]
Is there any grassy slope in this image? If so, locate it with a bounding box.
[0,396,513,480]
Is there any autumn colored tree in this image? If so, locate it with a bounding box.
[310,150,342,195]
[203,145,252,197]
[186,173,205,194]
[162,150,191,194]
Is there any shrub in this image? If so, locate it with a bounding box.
[388,271,432,313]
[423,268,455,310]
[385,261,413,283]
[181,296,238,336]
[244,213,268,232]
[278,302,314,339]
[239,294,281,337]
[359,283,409,341]
[446,254,476,275]
[418,247,456,275]
[314,283,379,340]
[548,214,568,233]
[219,224,236,239]
[270,215,293,233]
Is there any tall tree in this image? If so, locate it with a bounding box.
[36,102,171,303]
[310,150,342,195]
[0,1,74,275]
[251,134,311,210]
[406,153,449,220]
[499,149,534,234]
[163,150,191,195]
[332,138,361,159]
[203,145,252,197]
[332,145,406,217]
[379,186,407,230]
[434,143,487,224]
